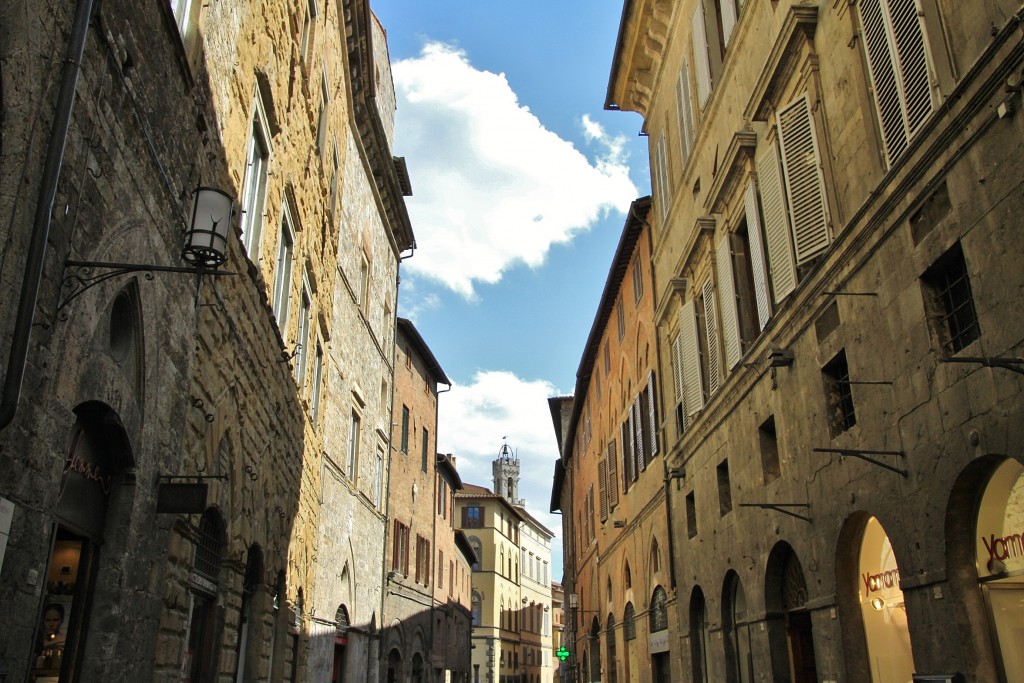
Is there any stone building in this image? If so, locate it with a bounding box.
[549,197,678,683]
[382,317,474,683]
[606,0,1024,682]
[0,0,413,681]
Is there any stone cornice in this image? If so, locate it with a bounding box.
[605,0,674,116]
[705,129,758,214]
[744,5,819,122]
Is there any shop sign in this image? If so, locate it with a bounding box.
[64,449,113,493]
[648,629,669,654]
[981,531,1024,571]
[0,496,13,572]
[862,568,901,594]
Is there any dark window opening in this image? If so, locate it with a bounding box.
[822,349,856,436]
[922,242,979,354]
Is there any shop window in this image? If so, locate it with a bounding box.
[759,415,781,484]
[822,350,857,436]
[858,517,912,682]
[922,242,979,354]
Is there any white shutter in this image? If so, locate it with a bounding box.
[692,1,712,107]
[702,279,721,396]
[744,181,772,330]
[778,95,830,265]
[655,134,670,221]
[756,142,797,303]
[607,440,619,508]
[633,396,644,474]
[888,0,933,136]
[677,63,696,162]
[598,460,608,522]
[647,372,659,458]
[671,332,685,403]
[716,235,742,371]
[627,408,638,482]
[679,300,704,415]
[721,0,738,48]
[860,0,908,163]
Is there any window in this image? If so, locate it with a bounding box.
[299,0,317,70]
[717,459,732,516]
[858,0,933,165]
[296,279,312,387]
[316,72,329,156]
[329,143,340,225]
[823,349,856,436]
[347,412,360,479]
[759,415,781,483]
[357,253,369,312]
[606,440,619,510]
[170,0,196,37]
[392,521,410,575]
[686,491,698,538]
[438,550,444,587]
[240,99,270,257]
[598,460,609,523]
[650,586,669,633]
[677,62,696,165]
[632,259,644,303]
[400,406,409,453]
[374,445,383,508]
[603,344,611,375]
[697,279,721,399]
[472,592,482,626]
[310,343,324,424]
[379,379,388,414]
[421,427,429,472]
[616,302,626,341]
[272,207,295,330]
[620,419,634,493]
[653,133,670,221]
[415,535,430,585]
[922,242,979,354]
[462,506,483,529]
[438,478,448,518]
[186,509,225,682]
[716,217,765,371]
[468,536,483,571]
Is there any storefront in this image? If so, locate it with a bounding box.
[857,516,913,683]
[974,458,1024,683]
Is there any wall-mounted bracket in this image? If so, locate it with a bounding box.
[813,447,907,477]
[940,356,1024,375]
[738,502,811,523]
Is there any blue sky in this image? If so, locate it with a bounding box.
[374,0,652,581]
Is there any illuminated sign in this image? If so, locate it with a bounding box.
[556,646,570,662]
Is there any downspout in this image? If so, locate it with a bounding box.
[0,0,95,429]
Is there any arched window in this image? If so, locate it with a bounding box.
[468,536,483,571]
[651,538,661,573]
[649,586,668,632]
[471,591,482,626]
[624,561,632,590]
[623,603,636,641]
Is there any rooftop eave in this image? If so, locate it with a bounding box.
[605,0,674,116]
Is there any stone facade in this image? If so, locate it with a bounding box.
[0,0,413,681]
[549,198,680,683]
[605,1,1024,682]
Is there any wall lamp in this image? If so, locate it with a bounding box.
[57,187,236,314]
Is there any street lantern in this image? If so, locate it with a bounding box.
[183,187,233,267]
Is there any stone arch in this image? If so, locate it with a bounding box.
[944,454,1023,682]
[764,541,817,683]
[722,569,754,683]
[688,585,710,683]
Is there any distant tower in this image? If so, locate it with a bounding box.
[492,440,524,506]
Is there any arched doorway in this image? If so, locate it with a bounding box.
[332,604,350,682]
[859,516,912,682]
[689,586,710,683]
[765,542,818,683]
[30,402,133,681]
[386,647,403,683]
[235,544,263,682]
[623,602,638,682]
[650,586,671,683]
[588,616,601,682]
[723,571,753,683]
[606,613,618,683]
[973,458,1024,681]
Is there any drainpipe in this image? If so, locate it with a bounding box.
[0,0,95,429]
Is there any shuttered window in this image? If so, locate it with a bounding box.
[654,134,670,221]
[859,0,933,165]
[720,0,739,48]
[671,332,687,435]
[778,95,830,265]
[701,279,721,396]
[621,421,633,493]
[679,300,704,415]
[716,235,742,371]
[756,142,797,303]
[598,460,609,522]
[692,1,713,106]
[607,440,619,508]
[677,63,696,164]
[744,181,773,330]
[635,395,646,473]
[629,405,639,482]
[647,371,659,461]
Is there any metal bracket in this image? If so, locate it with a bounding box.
[159,474,229,483]
[813,447,908,477]
[940,356,1024,375]
[58,259,236,317]
[738,502,812,522]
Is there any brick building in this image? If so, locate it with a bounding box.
[604,0,1024,682]
[550,197,679,682]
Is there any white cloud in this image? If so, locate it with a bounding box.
[437,370,566,578]
[393,42,638,299]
